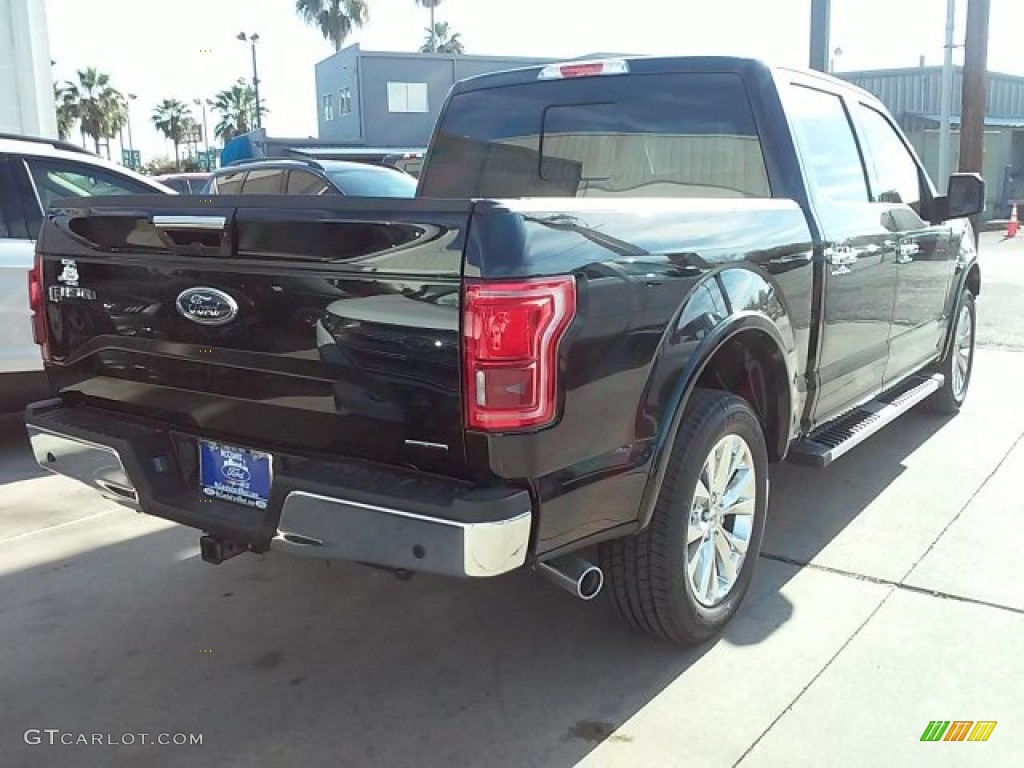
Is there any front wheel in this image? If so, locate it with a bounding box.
[600,388,768,645]
[928,288,976,414]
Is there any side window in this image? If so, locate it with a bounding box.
[24,158,158,210]
[854,105,922,209]
[214,171,246,194]
[0,159,31,239]
[286,170,330,195]
[785,85,869,203]
[241,168,283,194]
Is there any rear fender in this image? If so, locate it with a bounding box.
[635,268,798,530]
[939,223,980,360]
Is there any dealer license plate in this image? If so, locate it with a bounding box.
[198,440,272,509]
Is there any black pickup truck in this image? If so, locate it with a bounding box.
[25,57,984,644]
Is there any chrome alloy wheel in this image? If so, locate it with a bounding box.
[686,434,757,607]
[952,303,973,400]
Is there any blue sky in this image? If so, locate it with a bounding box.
[45,0,1023,163]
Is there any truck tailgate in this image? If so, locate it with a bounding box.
[36,195,473,475]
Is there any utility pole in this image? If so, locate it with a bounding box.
[809,0,831,73]
[938,0,956,190]
[959,0,990,176]
[959,0,990,237]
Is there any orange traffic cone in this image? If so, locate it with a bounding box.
[1008,203,1019,238]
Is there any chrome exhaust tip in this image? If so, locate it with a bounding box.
[535,554,604,601]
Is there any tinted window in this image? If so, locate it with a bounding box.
[420,73,770,199]
[286,170,331,195]
[0,159,30,239]
[241,168,284,194]
[160,178,190,193]
[785,86,868,203]
[326,168,417,198]
[854,104,922,209]
[169,177,210,194]
[25,158,158,209]
[214,170,245,194]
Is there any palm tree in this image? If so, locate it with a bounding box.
[53,82,79,141]
[151,99,193,171]
[68,68,124,155]
[295,0,368,52]
[420,21,463,54]
[415,1,444,53]
[211,80,266,141]
[101,92,128,160]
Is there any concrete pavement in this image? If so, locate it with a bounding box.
[975,230,1024,350]
[1,233,1023,767]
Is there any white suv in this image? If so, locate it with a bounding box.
[0,134,172,411]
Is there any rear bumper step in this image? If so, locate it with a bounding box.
[273,491,531,577]
[789,373,944,468]
[25,400,532,578]
[28,423,140,506]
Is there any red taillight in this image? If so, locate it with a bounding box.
[463,277,576,431]
[28,252,50,360]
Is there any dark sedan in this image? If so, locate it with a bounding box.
[203,160,417,197]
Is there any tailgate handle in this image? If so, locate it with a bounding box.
[153,215,227,231]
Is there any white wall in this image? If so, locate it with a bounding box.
[0,0,57,137]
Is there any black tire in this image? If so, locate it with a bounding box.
[928,289,976,415]
[600,388,768,645]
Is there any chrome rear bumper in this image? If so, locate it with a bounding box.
[25,402,532,578]
[273,491,531,577]
[28,425,140,506]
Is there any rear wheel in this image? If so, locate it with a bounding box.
[600,388,768,645]
[928,289,975,414]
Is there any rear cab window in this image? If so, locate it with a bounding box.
[419,71,770,199]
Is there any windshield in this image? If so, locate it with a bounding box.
[326,168,418,198]
[419,72,770,200]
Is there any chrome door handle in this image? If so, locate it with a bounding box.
[152,215,226,230]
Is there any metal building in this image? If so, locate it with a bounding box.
[311,50,1024,215]
[314,45,557,148]
[839,66,1024,216]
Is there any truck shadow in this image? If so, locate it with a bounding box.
[0,521,799,768]
[757,408,957,605]
[0,409,956,767]
[0,412,48,484]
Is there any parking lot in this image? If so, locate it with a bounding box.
[2,231,1023,767]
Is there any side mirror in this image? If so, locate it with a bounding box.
[938,173,986,220]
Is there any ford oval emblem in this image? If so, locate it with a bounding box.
[175,287,238,326]
[221,463,251,484]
